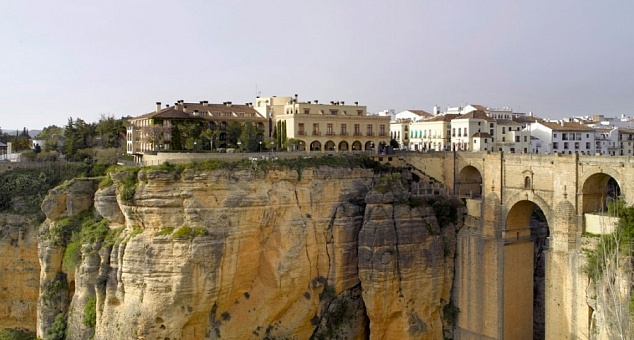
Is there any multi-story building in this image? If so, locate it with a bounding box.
[127,100,268,161]
[390,120,410,150]
[450,110,496,151]
[597,127,634,156]
[273,95,390,152]
[530,121,595,155]
[408,114,458,151]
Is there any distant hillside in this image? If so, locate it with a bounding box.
[0,129,42,138]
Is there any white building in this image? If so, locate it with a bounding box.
[530,121,595,155]
[408,114,457,151]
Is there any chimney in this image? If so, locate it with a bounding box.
[203,101,208,107]
[341,101,345,105]
[194,110,199,116]
[183,105,188,113]
[294,94,298,101]
[330,101,334,105]
[156,102,161,112]
[315,100,318,104]
[226,101,232,107]
[355,101,358,106]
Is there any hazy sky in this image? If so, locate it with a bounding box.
[2,0,633,130]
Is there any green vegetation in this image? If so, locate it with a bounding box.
[426,197,460,227]
[45,312,67,340]
[83,296,97,328]
[585,203,634,282]
[443,302,460,327]
[0,164,105,220]
[0,328,36,340]
[156,227,175,236]
[172,226,208,240]
[41,275,68,307]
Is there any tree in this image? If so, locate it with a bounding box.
[239,122,259,152]
[227,122,242,147]
[95,114,126,148]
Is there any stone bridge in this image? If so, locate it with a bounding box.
[398,151,634,339]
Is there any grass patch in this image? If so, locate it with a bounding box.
[172,226,208,240]
[156,227,174,236]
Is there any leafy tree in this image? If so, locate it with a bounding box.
[95,114,126,148]
[239,122,259,152]
[227,122,242,147]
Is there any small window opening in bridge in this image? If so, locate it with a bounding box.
[524,176,531,189]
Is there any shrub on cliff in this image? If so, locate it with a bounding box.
[0,328,35,340]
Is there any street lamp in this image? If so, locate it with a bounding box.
[237,141,241,152]
[194,141,197,153]
[259,141,262,153]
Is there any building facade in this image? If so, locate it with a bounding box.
[273,96,390,152]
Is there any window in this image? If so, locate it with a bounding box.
[564,142,569,149]
[554,133,558,138]
[478,122,481,126]
[553,142,559,149]
[354,124,360,135]
[367,125,373,136]
[298,123,305,135]
[327,123,333,135]
[312,123,320,135]
[330,110,338,115]
[341,124,347,135]
[502,127,506,134]
[524,176,531,189]
[515,136,520,142]
[574,142,579,149]
[490,129,494,135]
[490,123,494,128]
[586,142,591,149]
[304,108,310,114]
[357,110,363,116]
[524,136,528,142]
[502,137,506,142]
[380,124,386,136]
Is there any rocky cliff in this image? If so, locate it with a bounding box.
[0,213,40,333]
[36,164,461,339]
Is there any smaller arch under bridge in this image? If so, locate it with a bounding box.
[405,152,633,340]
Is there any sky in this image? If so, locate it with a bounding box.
[1,0,633,131]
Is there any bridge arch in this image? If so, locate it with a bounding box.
[457,165,483,197]
[503,199,550,340]
[580,172,621,214]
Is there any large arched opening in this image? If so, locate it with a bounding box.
[504,200,550,340]
[581,173,621,235]
[581,173,621,214]
[310,141,322,151]
[457,166,483,197]
[325,140,336,151]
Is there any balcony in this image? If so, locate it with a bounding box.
[297,131,306,136]
[312,131,321,136]
[326,132,335,136]
[366,132,374,136]
[340,131,348,136]
[353,132,362,136]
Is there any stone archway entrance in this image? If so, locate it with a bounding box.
[504,200,550,340]
[457,166,482,197]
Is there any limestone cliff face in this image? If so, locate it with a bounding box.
[0,213,40,333]
[37,178,100,338]
[94,167,373,340]
[359,192,459,340]
[37,166,461,339]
